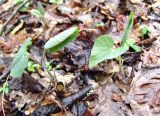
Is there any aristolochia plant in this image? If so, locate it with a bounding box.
[89,12,141,67]
[10,27,79,78]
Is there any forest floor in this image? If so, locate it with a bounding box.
[0,0,160,116]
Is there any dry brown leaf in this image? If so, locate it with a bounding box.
[0,34,26,53]
[90,82,130,116]
[141,40,160,64]
[111,93,122,102]
[116,15,126,32]
[127,66,160,115]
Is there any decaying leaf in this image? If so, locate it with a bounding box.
[141,40,160,65]
[127,64,160,115]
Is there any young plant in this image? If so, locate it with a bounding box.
[89,12,141,67]
[10,27,79,78]
[10,38,32,78]
[140,25,151,37]
[44,26,79,83]
[0,81,9,94]
[45,61,52,71]
[30,1,45,18]
[27,61,40,72]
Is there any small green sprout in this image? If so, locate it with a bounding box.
[0,82,9,94]
[27,61,40,72]
[140,25,151,37]
[45,61,52,71]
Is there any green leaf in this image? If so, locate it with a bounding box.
[44,27,79,53]
[37,1,45,15]
[140,25,151,37]
[49,0,63,4]
[27,61,40,72]
[27,61,34,72]
[89,12,136,67]
[45,61,52,71]
[122,11,134,44]
[30,9,43,17]
[126,39,141,52]
[10,38,32,78]
[89,35,129,67]
[0,82,9,94]
[3,82,9,94]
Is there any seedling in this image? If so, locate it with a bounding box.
[27,61,40,72]
[140,25,151,37]
[45,61,52,71]
[0,81,9,94]
[89,12,141,67]
[10,27,79,78]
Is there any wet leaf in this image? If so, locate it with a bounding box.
[44,27,79,53]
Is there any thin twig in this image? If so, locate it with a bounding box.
[0,0,29,35]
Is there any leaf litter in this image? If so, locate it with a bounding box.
[0,0,160,115]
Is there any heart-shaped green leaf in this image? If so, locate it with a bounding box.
[89,12,136,67]
[89,35,129,67]
[44,27,79,53]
